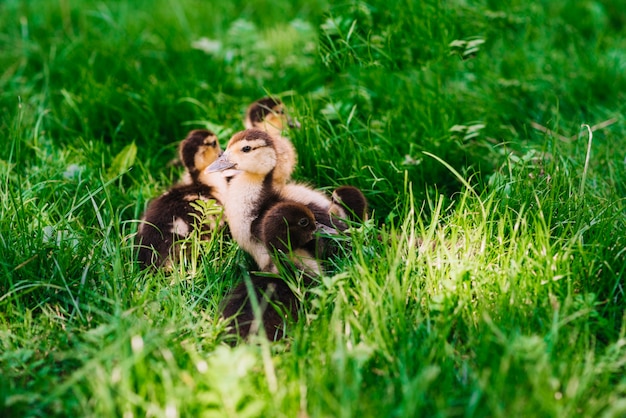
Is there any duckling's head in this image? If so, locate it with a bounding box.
[261,201,317,254]
[330,186,369,225]
[179,129,221,181]
[245,97,300,135]
[206,129,277,178]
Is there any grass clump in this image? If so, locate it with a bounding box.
[1,0,625,417]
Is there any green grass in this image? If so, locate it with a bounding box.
[1,0,625,416]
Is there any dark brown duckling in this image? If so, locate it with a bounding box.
[136,129,224,270]
[219,273,299,343]
[136,185,223,269]
[261,201,335,277]
[220,201,324,342]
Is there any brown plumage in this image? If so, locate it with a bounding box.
[261,201,317,255]
[330,185,369,229]
[136,185,222,269]
[136,129,224,270]
[220,201,321,343]
[219,274,299,343]
[261,201,327,277]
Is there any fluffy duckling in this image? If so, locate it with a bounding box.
[261,201,328,278]
[244,97,299,186]
[220,274,299,342]
[178,129,225,188]
[246,98,334,222]
[330,185,369,229]
[206,129,335,272]
[136,129,224,269]
[244,97,300,134]
[220,202,320,342]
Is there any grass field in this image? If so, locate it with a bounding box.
[1,0,625,416]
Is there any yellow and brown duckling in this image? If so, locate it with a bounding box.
[246,97,334,224]
[136,129,225,270]
[178,129,226,188]
[206,129,335,272]
[244,96,300,134]
[220,201,322,342]
[244,97,299,186]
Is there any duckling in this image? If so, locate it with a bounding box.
[246,97,333,220]
[136,129,224,269]
[244,97,299,185]
[244,96,300,135]
[261,201,326,277]
[330,185,369,229]
[220,273,299,342]
[220,202,321,342]
[206,129,335,272]
[178,129,225,188]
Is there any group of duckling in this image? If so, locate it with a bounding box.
[136,97,367,343]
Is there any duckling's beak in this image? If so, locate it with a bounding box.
[315,222,338,236]
[287,116,301,129]
[206,152,236,173]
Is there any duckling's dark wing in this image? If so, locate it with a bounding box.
[136,184,220,269]
[332,186,368,223]
[220,274,299,342]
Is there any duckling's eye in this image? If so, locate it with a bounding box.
[241,145,252,153]
[298,218,310,227]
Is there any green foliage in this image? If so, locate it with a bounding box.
[1,0,625,416]
[106,142,137,181]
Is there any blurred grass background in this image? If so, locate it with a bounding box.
[1,0,625,416]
